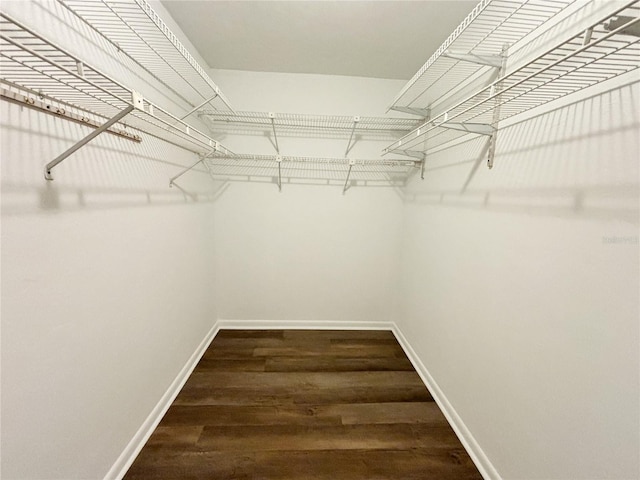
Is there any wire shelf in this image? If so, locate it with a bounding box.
[0,12,233,157]
[201,111,422,133]
[390,0,575,115]
[205,155,418,186]
[58,0,233,113]
[385,1,640,155]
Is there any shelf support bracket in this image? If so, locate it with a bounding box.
[275,155,282,192]
[179,91,219,121]
[389,106,431,118]
[44,104,135,180]
[442,50,504,68]
[169,142,218,187]
[438,122,496,136]
[345,116,360,156]
[393,149,426,160]
[603,16,640,38]
[269,112,280,154]
[486,44,509,169]
[342,159,355,195]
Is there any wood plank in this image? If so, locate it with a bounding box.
[264,355,414,371]
[197,424,463,451]
[159,405,342,427]
[173,385,433,406]
[125,448,483,480]
[193,358,266,372]
[183,371,425,389]
[253,344,405,357]
[311,401,449,425]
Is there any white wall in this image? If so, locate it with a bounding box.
[206,69,406,323]
[398,53,639,480]
[1,2,221,478]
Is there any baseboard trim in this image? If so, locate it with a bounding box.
[104,322,220,480]
[391,324,501,480]
[217,319,396,331]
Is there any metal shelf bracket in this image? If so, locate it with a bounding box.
[389,106,431,118]
[44,100,137,180]
[438,122,496,136]
[442,50,505,68]
[275,154,283,192]
[169,141,218,187]
[342,159,356,195]
[345,116,360,156]
[604,16,640,37]
[269,112,280,154]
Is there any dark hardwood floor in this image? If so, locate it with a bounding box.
[124,329,483,479]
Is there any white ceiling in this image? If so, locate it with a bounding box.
[160,1,477,80]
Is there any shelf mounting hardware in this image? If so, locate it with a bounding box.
[603,16,640,37]
[178,90,219,121]
[275,155,283,192]
[442,50,504,68]
[44,91,143,180]
[342,159,355,195]
[486,44,509,169]
[345,116,360,156]
[389,106,431,118]
[169,142,218,187]
[438,123,496,136]
[269,112,280,154]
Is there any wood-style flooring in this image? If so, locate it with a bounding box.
[124,329,482,479]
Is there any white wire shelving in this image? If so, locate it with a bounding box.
[200,110,423,156]
[205,155,419,193]
[0,12,233,180]
[385,0,640,171]
[390,0,575,117]
[57,0,234,115]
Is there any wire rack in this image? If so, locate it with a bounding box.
[385,1,640,155]
[58,0,233,113]
[201,111,422,133]
[0,12,233,158]
[205,155,418,187]
[390,0,575,115]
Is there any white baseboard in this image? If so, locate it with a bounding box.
[391,324,501,480]
[217,319,395,331]
[104,322,220,480]
[106,319,498,480]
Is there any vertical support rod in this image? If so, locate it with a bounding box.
[342,162,354,195]
[269,113,280,154]
[169,157,204,187]
[487,44,508,170]
[345,116,360,156]
[276,155,282,192]
[421,157,426,180]
[44,104,135,180]
[179,93,219,121]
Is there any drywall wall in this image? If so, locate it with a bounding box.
[206,69,406,322]
[397,4,640,477]
[213,183,403,322]
[1,2,221,478]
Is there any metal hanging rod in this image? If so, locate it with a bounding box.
[57,0,234,113]
[389,0,575,115]
[384,1,640,160]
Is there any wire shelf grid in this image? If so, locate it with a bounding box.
[58,0,233,112]
[0,12,233,157]
[386,1,640,155]
[390,0,575,113]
